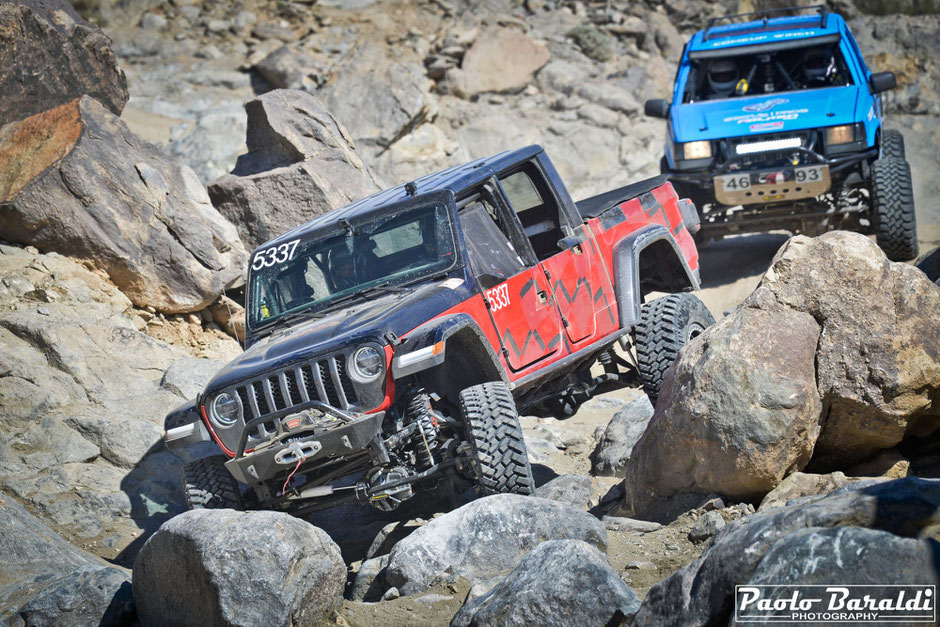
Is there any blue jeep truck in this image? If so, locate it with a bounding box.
[645,6,919,261]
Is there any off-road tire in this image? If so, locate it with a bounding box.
[459,381,534,496]
[872,157,918,262]
[182,455,243,510]
[882,129,906,160]
[634,293,715,406]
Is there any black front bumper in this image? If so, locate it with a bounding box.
[224,404,386,485]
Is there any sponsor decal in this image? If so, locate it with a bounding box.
[734,585,936,623]
[743,98,790,113]
[749,121,785,132]
[724,108,809,125]
[867,105,875,121]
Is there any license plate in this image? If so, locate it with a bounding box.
[718,165,825,191]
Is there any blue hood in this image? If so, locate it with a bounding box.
[202,277,474,396]
[672,86,861,142]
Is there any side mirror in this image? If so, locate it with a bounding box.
[869,72,897,94]
[644,98,670,118]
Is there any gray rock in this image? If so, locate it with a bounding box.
[687,510,725,543]
[133,509,346,627]
[757,471,873,511]
[12,565,135,627]
[0,493,134,624]
[208,89,383,250]
[452,539,640,627]
[254,45,328,91]
[0,0,127,126]
[349,555,388,602]
[450,27,551,97]
[384,494,607,595]
[317,42,434,158]
[0,245,231,555]
[590,396,654,477]
[567,24,617,62]
[601,516,662,533]
[0,492,102,586]
[634,477,940,625]
[535,474,593,510]
[0,96,248,314]
[160,356,227,401]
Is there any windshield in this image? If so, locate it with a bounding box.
[683,42,853,103]
[247,202,457,331]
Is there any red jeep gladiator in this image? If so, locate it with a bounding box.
[165,145,713,513]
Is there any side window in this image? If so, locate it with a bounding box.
[499,165,565,261]
[460,201,526,290]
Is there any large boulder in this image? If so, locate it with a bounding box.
[590,396,654,477]
[754,232,940,468]
[635,478,940,625]
[623,306,822,519]
[317,42,434,158]
[208,89,383,250]
[622,232,940,520]
[451,28,550,97]
[0,97,247,313]
[0,492,135,625]
[0,244,236,556]
[383,494,607,595]
[0,0,127,127]
[133,509,346,627]
[451,539,641,627]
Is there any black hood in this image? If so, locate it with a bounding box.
[202,275,476,398]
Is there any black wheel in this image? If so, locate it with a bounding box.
[182,455,243,509]
[459,381,534,496]
[634,293,715,406]
[872,157,918,262]
[882,129,906,160]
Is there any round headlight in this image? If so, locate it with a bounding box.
[352,346,383,381]
[209,392,240,428]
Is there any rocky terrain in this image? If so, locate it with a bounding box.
[0,0,938,625]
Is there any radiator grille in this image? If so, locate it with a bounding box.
[235,353,358,440]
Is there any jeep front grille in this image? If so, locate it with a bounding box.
[236,353,358,439]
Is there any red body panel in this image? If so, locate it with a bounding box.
[399,182,697,386]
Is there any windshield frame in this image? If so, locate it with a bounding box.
[245,190,463,334]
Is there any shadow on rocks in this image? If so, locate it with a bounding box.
[114,441,192,568]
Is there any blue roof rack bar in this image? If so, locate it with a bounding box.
[702,5,829,42]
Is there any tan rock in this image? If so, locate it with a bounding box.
[0,98,248,314]
[751,232,940,468]
[452,28,550,97]
[622,306,822,520]
[846,448,911,479]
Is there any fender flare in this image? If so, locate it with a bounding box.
[391,313,507,384]
[612,224,701,329]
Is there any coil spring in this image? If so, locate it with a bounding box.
[406,392,438,470]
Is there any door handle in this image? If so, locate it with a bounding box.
[537,290,548,304]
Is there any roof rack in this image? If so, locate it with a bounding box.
[702,5,829,42]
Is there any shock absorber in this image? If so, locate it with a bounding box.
[406,392,438,471]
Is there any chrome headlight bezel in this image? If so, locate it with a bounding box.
[349,345,384,382]
[208,391,240,429]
